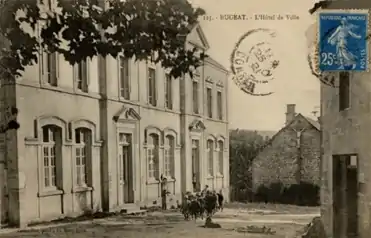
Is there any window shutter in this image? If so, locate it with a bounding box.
[117,56,120,96]
[73,64,77,87]
[55,53,59,80]
[86,59,90,89]
[127,59,131,94]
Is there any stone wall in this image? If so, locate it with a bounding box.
[253,115,320,190]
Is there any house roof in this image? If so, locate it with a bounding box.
[256,113,321,154]
[304,116,320,131]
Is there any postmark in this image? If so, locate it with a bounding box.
[230,28,280,96]
[318,9,369,72]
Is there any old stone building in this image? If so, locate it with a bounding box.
[311,1,371,238]
[252,104,320,190]
[0,4,229,227]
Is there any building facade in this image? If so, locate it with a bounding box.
[308,1,371,238]
[0,11,229,226]
[253,104,320,190]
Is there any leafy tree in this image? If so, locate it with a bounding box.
[0,0,207,82]
[229,129,267,202]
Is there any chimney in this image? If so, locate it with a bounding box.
[285,104,296,125]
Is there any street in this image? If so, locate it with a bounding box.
[0,205,319,238]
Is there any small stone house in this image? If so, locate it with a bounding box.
[252,104,321,190]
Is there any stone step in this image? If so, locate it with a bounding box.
[120,203,147,215]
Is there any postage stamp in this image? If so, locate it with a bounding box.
[230,28,280,96]
[307,38,338,88]
[318,9,369,72]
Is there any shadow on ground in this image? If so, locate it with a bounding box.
[0,205,317,238]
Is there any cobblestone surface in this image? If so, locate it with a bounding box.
[0,208,316,238]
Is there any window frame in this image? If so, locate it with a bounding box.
[217,90,223,120]
[147,133,159,180]
[74,128,91,188]
[147,67,157,106]
[206,139,214,176]
[42,52,59,86]
[192,80,199,114]
[164,135,175,178]
[206,87,213,118]
[41,125,61,191]
[165,74,173,110]
[75,59,89,92]
[217,140,224,175]
[119,56,130,100]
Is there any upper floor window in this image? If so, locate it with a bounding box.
[44,52,58,86]
[42,125,62,190]
[192,81,199,114]
[76,60,88,92]
[148,68,157,106]
[339,72,350,111]
[119,56,130,100]
[165,74,173,109]
[206,87,212,118]
[217,91,223,120]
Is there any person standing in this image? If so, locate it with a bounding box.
[160,175,169,210]
[201,185,209,197]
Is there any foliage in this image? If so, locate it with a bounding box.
[0,0,207,81]
[229,129,268,201]
[254,182,320,206]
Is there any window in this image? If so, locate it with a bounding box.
[147,134,159,179]
[164,135,175,177]
[45,53,58,86]
[148,68,157,106]
[76,60,88,92]
[192,81,199,114]
[339,72,350,111]
[119,56,130,100]
[207,139,214,176]
[207,88,212,118]
[217,141,224,175]
[42,125,61,189]
[217,91,223,120]
[75,128,92,187]
[165,74,173,109]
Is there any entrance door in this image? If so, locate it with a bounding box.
[191,139,200,192]
[332,155,358,238]
[346,156,358,238]
[118,133,134,204]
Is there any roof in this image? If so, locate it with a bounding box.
[255,113,321,154]
[204,56,229,73]
[304,116,320,131]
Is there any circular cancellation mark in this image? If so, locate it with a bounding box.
[230,28,280,96]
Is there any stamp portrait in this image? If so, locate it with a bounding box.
[318,9,369,72]
[230,28,280,96]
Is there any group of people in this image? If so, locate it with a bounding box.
[180,185,224,221]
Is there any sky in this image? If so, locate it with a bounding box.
[191,0,321,131]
